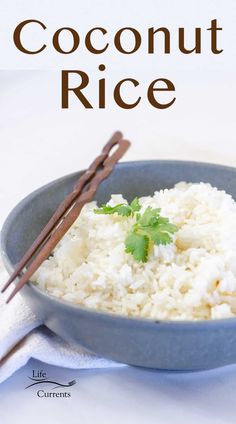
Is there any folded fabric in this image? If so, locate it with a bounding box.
[0,260,125,384]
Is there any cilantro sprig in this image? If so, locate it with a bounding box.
[94,197,141,217]
[125,206,177,262]
[94,198,177,263]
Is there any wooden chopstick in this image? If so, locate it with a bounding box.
[3,132,130,303]
[1,131,122,295]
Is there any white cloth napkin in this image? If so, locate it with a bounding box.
[0,260,125,383]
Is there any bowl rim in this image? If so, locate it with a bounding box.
[2,158,236,328]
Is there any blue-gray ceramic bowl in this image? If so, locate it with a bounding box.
[2,160,236,371]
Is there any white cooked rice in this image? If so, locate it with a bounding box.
[32,182,236,321]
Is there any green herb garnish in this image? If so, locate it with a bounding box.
[94,197,141,217]
[94,198,177,263]
[125,207,177,262]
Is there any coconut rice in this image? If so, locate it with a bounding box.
[32,182,236,321]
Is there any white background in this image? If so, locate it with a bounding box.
[2,357,236,424]
[0,1,236,422]
[0,0,236,227]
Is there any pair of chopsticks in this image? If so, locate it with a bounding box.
[2,131,130,303]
